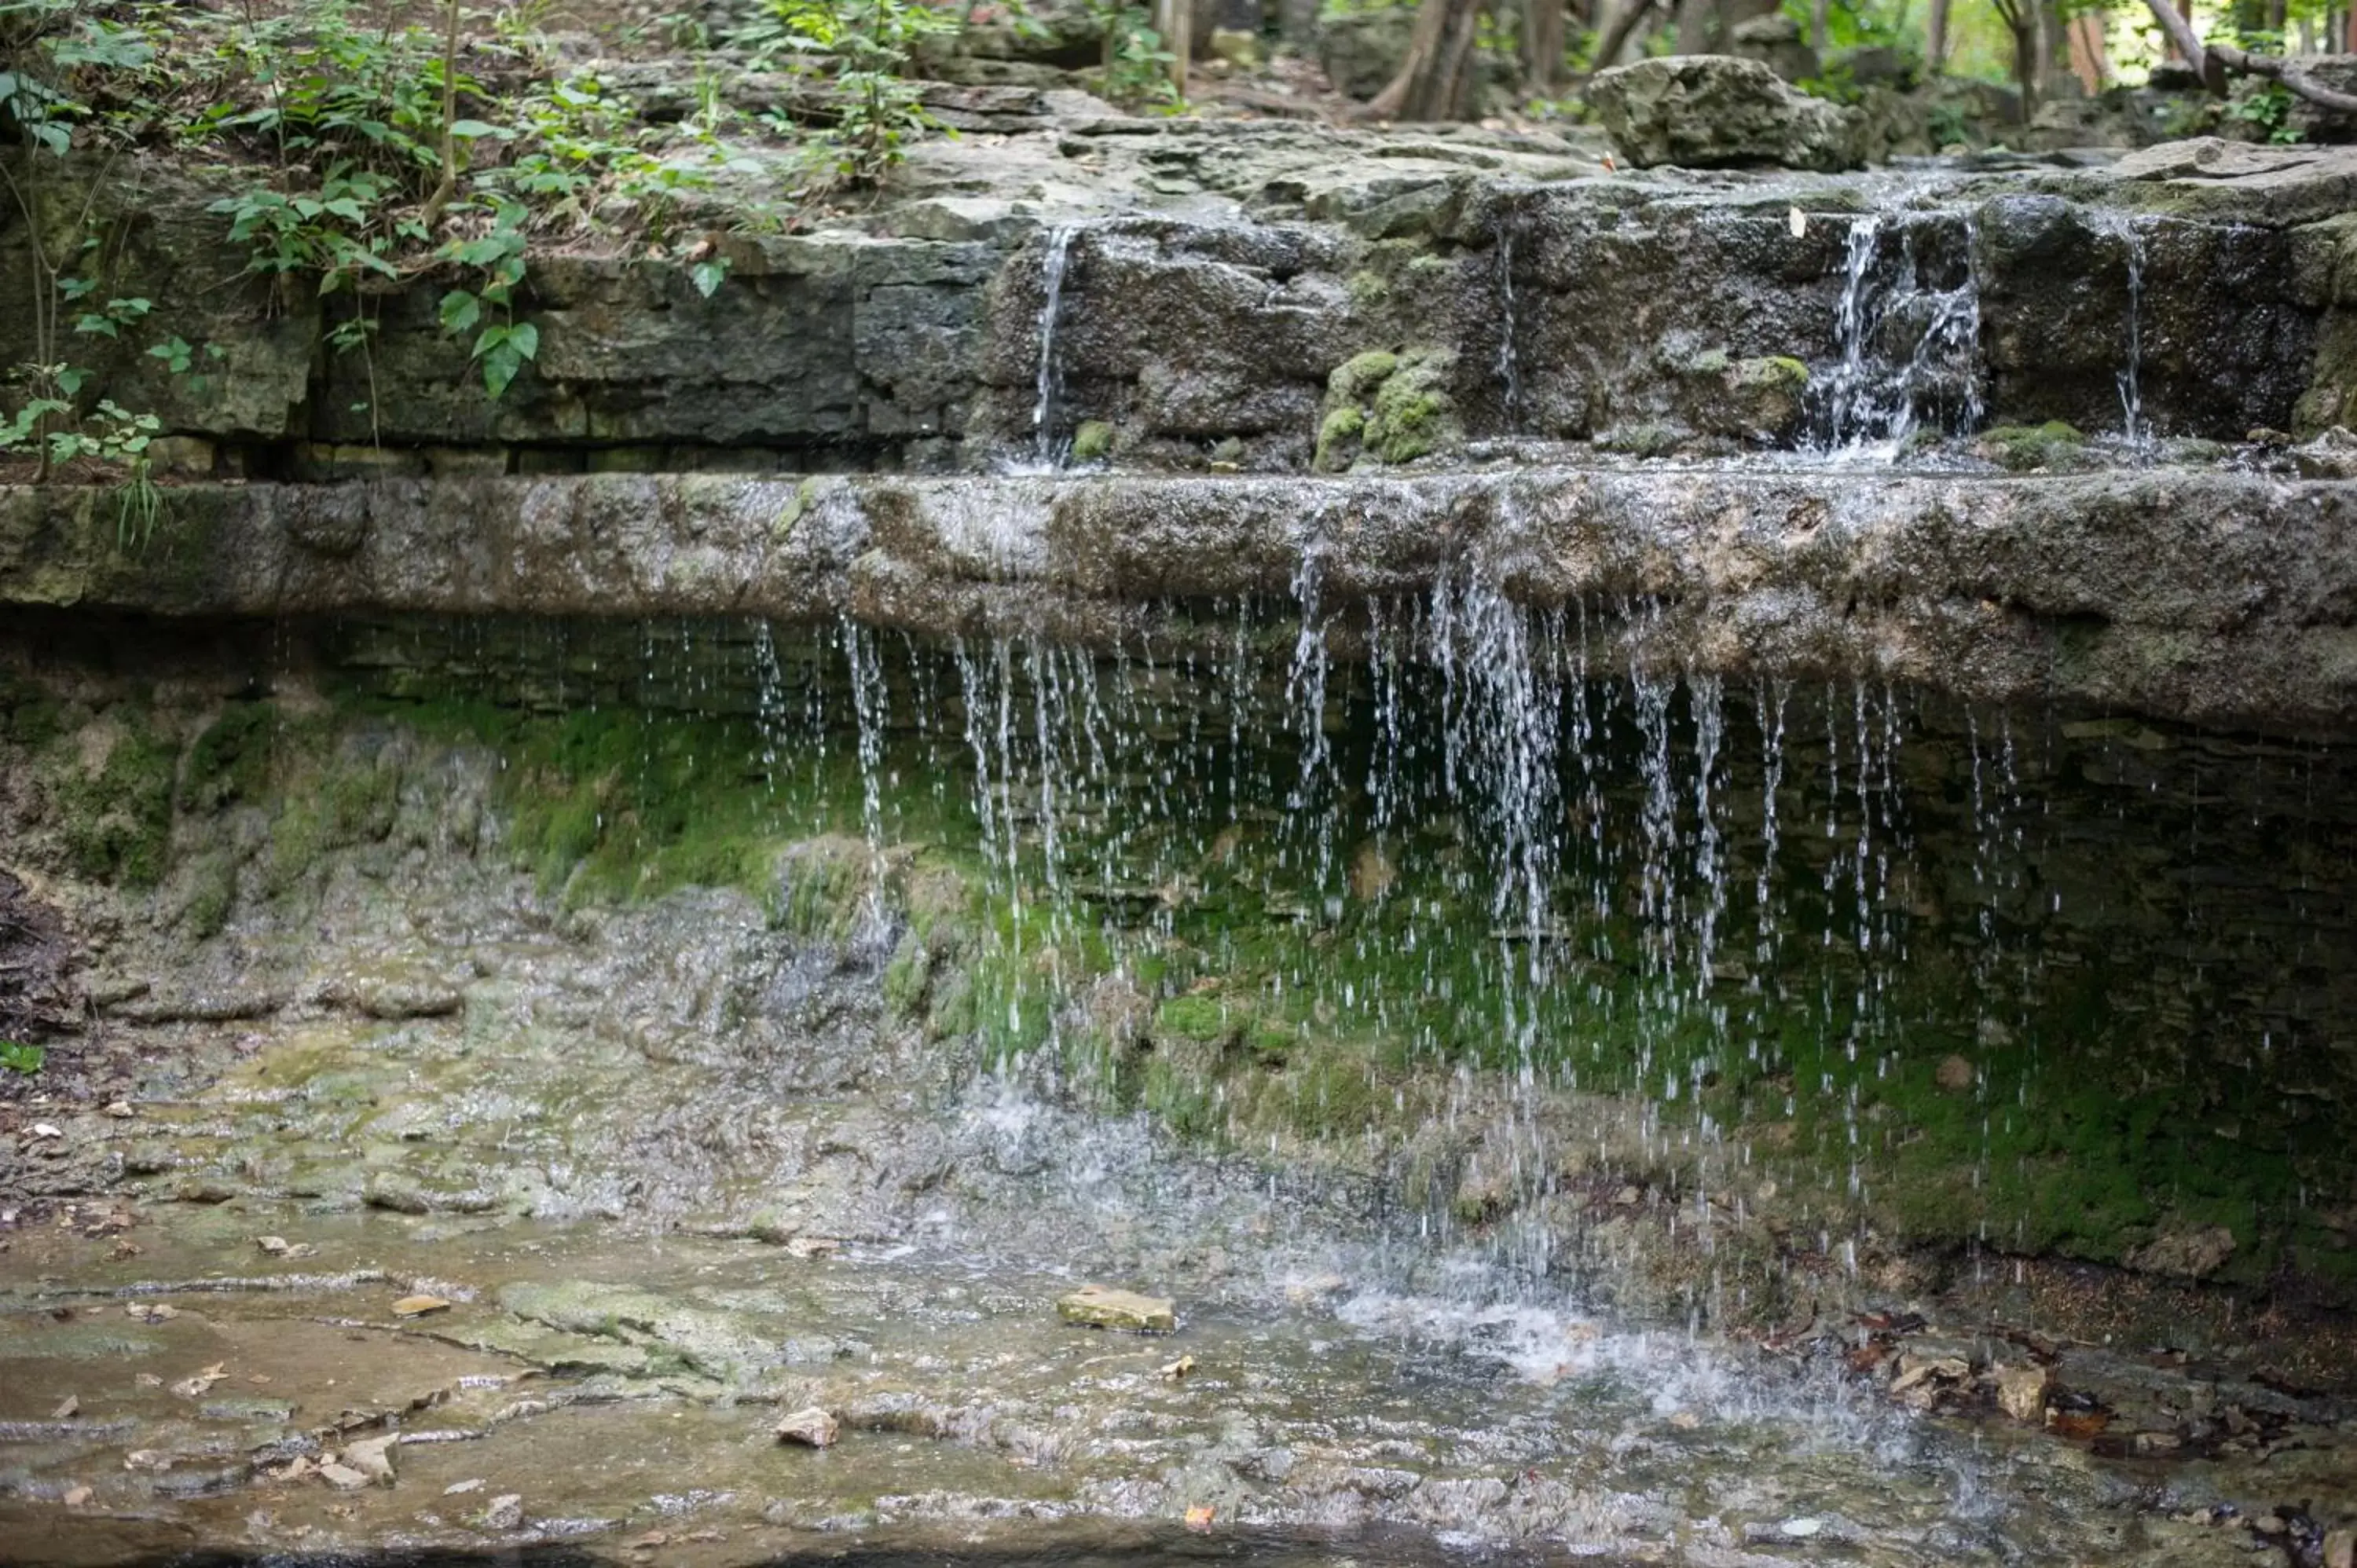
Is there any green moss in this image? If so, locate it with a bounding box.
[0,672,64,750]
[1344,269,1389,310]
[182,702,277,811]
[1155,993,1238,1045]
[1327,350,1398,403]
[1978,420,2089,472]
[1368,360,1454,464]
[1314,405,1365,474]
[1069,420,1115,463]
[61,717,178,887]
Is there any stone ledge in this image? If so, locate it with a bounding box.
[5,467,2353,734]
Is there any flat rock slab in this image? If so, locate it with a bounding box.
[1057,1285,1175,1332]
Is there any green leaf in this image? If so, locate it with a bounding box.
[438,289,482,335]
[449,119,515,139]
[0,1040,42,1075]
[691,258,730,299]
[507,321,539,361]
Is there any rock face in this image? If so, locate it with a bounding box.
[7,124,2352,468]
[8,467,2357,735]
[1587,56,1864,171]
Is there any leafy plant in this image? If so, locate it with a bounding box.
[736,0,959,185]
[1084,0,1179,111]
[437,202,541,397]
[0,1039,42,1074]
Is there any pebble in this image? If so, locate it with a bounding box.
[482,1493,525,1530]
[775,1406,841,1448]
[1056,1284,1175,1332]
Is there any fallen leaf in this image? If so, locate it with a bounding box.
[62,1485,93,1507]
[391,1295,452,1318]
[104,1101,134,1119]
[124,1302,178,1323]
[628,1531,671,1550]
[123,1450,172,1473]
[30,1123,61,1140]
[51,1394,78,1419]
[683,1529,725,1543]
[134,1372,163,1388]
[1184,1504,1215,1531]
[1160,1355,1196,1380]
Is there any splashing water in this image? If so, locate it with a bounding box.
[2113,214,2148,449]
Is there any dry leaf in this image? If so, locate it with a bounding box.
[104,1101,134,1119]
[62,1485,93,1507]
[1160,1355,1196,1380]
[391,1295,452,1317]
[1183,1504,1215,1531]
[124,1302,178,1323]
[51,1394,79,1419]
[628,1531,671,1551]
[134,1372,162,1388]
[123,1450,172,1473]
[29,1123,61,1140]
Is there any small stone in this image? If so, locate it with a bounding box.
[125,1302,178,1323]
[783,1236,840,1260]
[318,1461,372,1491]
[1991,1363,2051,1423]
[134,1372,163,1388]
[343,1434,398,1484]
[2132,1430,2183,1455]
[1160,1354,1197,1379]
[104,1101,134,1119]
[1934,1055,1974,1093]
[30,1123,62,1141]
[51,1394,78,1419]
[1781,1518,1823,1538]
[61,1485,93,1507]
[629,1531,671,1551]
[2322,1527,2353,1568]
[255,1236,291,1255]
[170,1362,229,1399]
[392,1295,453,1317]
[1056,1285,1176,1333]
[443,1478,485,1496]
[482,1493,525,1530]
[124,1450,172,1472]
[775,1406,840,1448]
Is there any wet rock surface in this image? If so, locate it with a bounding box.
[9,465,2357,734]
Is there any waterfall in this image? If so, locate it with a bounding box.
[1495,222,1522,431]
[1812,209,1984,454]
[1031,224,1080,465]
[2113,215,2147,449]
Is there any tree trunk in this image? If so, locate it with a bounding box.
[1926,0,1950,70]
[1808,0,1827,49]
[1590,0,1655,66]
[1525,0,1567,88]
[1158,0,1193,100]
[1366,0,1483,119]
[1673,0,1710,51]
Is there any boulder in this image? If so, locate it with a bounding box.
[1727,13,1819,82]
[1586,55,1864,171]
[775,1406,841,1447]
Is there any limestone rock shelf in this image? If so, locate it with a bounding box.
[5,467,2354,735]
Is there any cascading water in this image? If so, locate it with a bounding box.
[1812,207,1985,454]
[1030,224,1081,466]
[2111,213,2148,448]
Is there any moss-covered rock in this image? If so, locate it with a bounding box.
[1976,419,2091,472]
[1314,348,1460,472]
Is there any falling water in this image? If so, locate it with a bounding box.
[1031,224,1080,464]
[1813,209,1984,453]
[1495,222,1522,430]
[2114,215,2147,449]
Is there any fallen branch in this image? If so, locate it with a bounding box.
[2139,0,2357,113]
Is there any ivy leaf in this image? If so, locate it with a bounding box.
[449,119,515,139]
[438,289,482,335]
[506,321,539,361]
[691,258,730,299]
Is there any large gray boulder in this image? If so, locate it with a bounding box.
[1586,54,1864,171]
